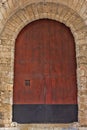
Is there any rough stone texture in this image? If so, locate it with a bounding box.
[0,126,78,130]
[0,0,87,129]
[0,127,86,130]
[0,128,19,130]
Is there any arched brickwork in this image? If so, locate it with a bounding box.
[0,1,87,128]
[0,0,87,34]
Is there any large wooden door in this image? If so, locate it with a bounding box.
[13,19,78,123]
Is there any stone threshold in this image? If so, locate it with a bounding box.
[0,127,87,130]
[19,123,77,129]
[0,124,77,130]
[0,128,19,130]
[0,128,78,130]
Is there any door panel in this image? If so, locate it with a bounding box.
[13,104,78,123]
[13,19,78,123]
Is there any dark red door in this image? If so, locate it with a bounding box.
[13,19,78,123]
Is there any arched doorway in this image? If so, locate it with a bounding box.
[13,19,78,123]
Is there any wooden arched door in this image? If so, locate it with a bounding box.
[13,19,78,123]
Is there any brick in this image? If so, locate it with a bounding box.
[31,4,39,19]
[0,6,8,19]
[79,128,87,130]
[80,1,87,16]
[25,5,35,20]
[0,112,3,119]
[75,0,85,12]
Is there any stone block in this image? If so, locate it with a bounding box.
[79,128,87,130]
[62,128,77,130]
[0,7,7,19]
[31,4,39,18]
[0,128,20,130]
[80,1,87,16]
[75,0,85,12]
[54,127,61,130]
[0,113,3,119]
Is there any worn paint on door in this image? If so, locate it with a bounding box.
[13,19,78,123]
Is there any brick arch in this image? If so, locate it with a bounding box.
[1,3,86,41]
[0,0,87,34]
[0,2,87,127]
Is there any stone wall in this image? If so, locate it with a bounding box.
[0,0,87,129]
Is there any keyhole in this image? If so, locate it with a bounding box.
[25,80,30,86]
